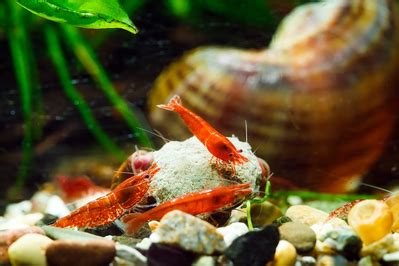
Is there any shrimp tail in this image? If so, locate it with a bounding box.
[157,95,182,111]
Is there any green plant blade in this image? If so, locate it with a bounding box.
[16,0,137,33]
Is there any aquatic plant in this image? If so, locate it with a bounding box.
[3,0,151,195]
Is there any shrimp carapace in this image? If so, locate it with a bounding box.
[123,182,253,233]
[157,95,248,165]
[52,163,160,228]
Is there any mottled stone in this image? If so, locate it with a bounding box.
[361,234,396,259]
[358,256,380,266]
[285,205,347,227]
[315,226,361,260]
[316,254,348,266]
[45,239,116,266]
[273,215,292,227]
[225,225,280,266]
[273,240,297,266]
[297,255,317,266]
[279,222,316,253]
[152,210,225,255]
[147,243,195,266]
[115,243,147,266]
[8,233,53,266]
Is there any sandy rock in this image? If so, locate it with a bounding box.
[45,239,116,266]
[150,136,261,203]
[8,233,53,266]
[151,210,225,255]
[285,205,347,227]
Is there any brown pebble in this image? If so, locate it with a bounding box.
[0,226,45,264]
[46,239,116,266]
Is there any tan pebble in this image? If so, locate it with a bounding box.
[286,205,346,227]
[148,221,160,232]
[348,199,393,245]
[273,240,296,266]
[8,233,53,266]
[384,194,399,233]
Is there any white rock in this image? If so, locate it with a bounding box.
[5,201,32,218]
[8,233,53,266]
[45,195,70,217]
[136,238,153,250]
[217,222,249,247]
[150,136,261,203]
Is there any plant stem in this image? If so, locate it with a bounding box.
[7,0,34,191]
[271,190,378,202]
[45,25,127,161]
[61,25,153,148]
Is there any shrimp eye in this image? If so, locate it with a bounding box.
[237,149,243,153]
[229,153,233,157]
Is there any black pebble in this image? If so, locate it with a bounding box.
[147,243,196,266]
[225,225,280,266]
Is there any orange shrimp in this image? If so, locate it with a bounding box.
[157,95,248,165]
[122,182,252,233]
[53,163,160,228]
[326,199,364,222]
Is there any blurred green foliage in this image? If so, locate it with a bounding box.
[1,0,314,195]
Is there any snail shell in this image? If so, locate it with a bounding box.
[148,0,399,192]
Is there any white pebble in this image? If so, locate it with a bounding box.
[45,195,70,217]
[217,222,249,246]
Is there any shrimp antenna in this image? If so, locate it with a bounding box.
[359,182,392,194]
[136,127,170,144]
[244,120,248,143]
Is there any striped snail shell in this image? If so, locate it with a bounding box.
[148,0,399,192]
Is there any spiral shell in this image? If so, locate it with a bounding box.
[148,0,399,192]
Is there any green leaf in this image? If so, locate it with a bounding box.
[16,0,137,33]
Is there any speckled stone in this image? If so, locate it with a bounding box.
[316,254,348,266]
[316,227,361,260]
[151,210,225,255]
[361,234,396,260]
[45,239,116,266]
[279,222,316,253]
[150,136,261,203]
